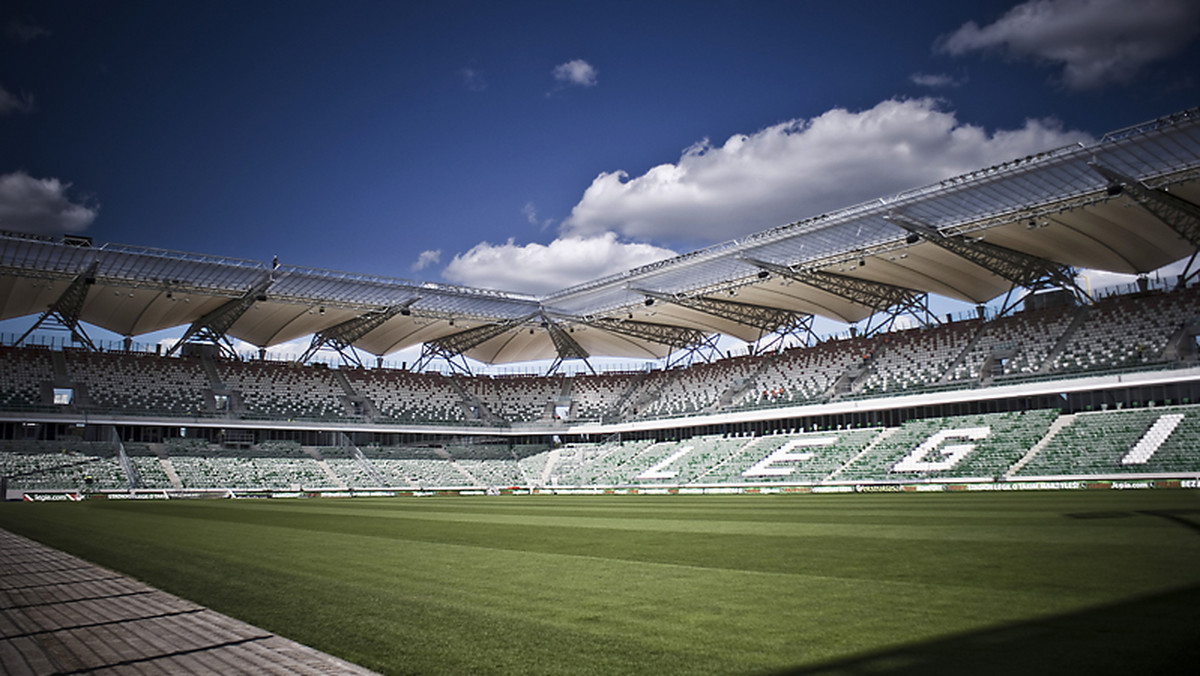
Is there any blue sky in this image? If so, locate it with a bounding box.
[3,0,1200,300]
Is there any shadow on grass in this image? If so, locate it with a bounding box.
[765,582,1200,676]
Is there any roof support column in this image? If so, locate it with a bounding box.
[298,299,417,367]
[885,213,1089,313]
[741,256,934,337]
[413,313,538,375]
[16,261,100,351]
[166,274,274,358]
[633,288,808,346]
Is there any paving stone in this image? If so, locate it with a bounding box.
[0,528,380,675]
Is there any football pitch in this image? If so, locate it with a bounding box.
[2,491,1199,675]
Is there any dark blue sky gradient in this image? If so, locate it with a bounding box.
[3,0,1199,282]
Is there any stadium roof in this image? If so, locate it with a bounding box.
[3,107,1200,366]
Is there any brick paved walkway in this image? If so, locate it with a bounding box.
[0,529,380,675]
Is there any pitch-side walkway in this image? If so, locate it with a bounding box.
[0,528,380,675]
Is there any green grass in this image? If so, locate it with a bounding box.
[2,491,1200,675]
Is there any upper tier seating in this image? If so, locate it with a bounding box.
[949,306,1076,381]
[343,368,466,423]
[460,374,562,423]
[1051,286,1200,373]
[568,371,645,420]
[219,360,346,420]
[638,356,763,418]
[65,350,211,415]
[735,337,878,408]
[0,345,52,408]
[861,320,979,394]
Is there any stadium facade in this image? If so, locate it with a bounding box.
[4,107,1200,499]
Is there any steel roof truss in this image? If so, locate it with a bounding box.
[635,288,801,336]
[298,299,417,367]
[166,274,273,358]
[587,317,709,351]
[16,261,99,351]
[542,315,593,375]
[1091,162,1200,249]
[886,213,1080,293]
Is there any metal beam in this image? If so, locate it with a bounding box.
[1091,162,1200,248]
[16,261,99,351]
[166,273,273,358]
[414,313,539,374]
[756,313,820,353]
[634,288,803,335]
[541,315,593,375]
[886,213,1081,292]
[741,256,919,309]
[587,317,709,350]
[298,298,418,366]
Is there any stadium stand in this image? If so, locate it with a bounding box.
[948,305,1077,382]
[1050,285,1200,374]
[218,360,347,421]
[6,281,1200,496]
[700,429,884,484]
[567,370,647,420]
[123,442,175,489]
[0,344,53,409]
[0,440,126,491]
[343,368,467,423]
[64,349,212,416]
[860,320,980,395]
[734,336,879,408]
[834,410,1059,482]
[636,356,763,418]
[356,445,468,488]
[320,445,384,488]
[459,374,562,423]
[1013,404,1200,477]
[164,438,336,490]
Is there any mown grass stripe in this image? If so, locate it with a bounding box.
[3,492,1199,675]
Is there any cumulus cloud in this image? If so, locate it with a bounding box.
[910,72,966,88]
[0,171,98,234]
[552,59,598,87]
[562,98,1092,242]
[522,201,555,230]
[411,249,441,272]
[459,67,487,92]
[0,85,35,114]
[938,0,1200,90]
[442,232,675,295]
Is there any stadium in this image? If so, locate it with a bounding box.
[3,107,1200,674]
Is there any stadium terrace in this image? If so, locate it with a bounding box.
[4,107,1200,499]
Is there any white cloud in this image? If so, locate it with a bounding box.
[552,59,598,87]
[522,201,554,230]
[459,67,487,92]
[522,202,539,225]
[938,0,1200,90]
[0,85,35,114]
[411,249,441,272]
[562,98,1092,242]
[0,171,98,234]
[910,72,966,88]
[442,233,676,295]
